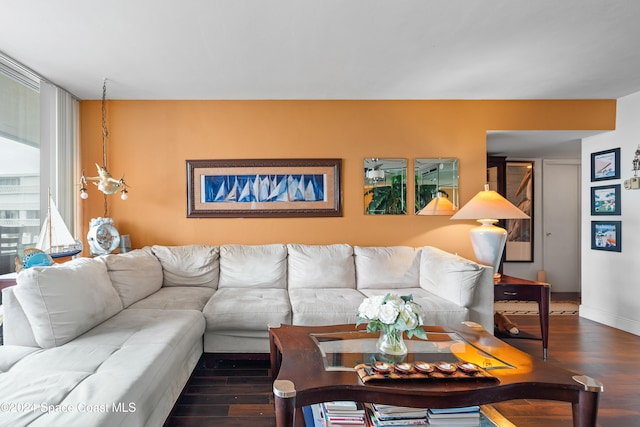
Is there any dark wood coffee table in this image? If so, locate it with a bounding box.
[269,323,603,427]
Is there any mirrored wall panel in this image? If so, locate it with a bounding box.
[364,158,407,215]
[415,158,459,215]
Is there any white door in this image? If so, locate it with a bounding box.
[542,161,580,292]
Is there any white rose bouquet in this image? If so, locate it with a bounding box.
[356,293,427,344]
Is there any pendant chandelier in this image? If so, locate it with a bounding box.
[80,79,129,201]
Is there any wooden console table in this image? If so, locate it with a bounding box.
[495,275,551,360]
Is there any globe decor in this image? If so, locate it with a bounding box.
[356,294,427,356]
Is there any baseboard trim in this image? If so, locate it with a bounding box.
[580,305,640,336]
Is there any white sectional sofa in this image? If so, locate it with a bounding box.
[0,243,492,426]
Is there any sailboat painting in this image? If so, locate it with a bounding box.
[36,194,83,259]
[202,174,325,204]
[187,158,342,218]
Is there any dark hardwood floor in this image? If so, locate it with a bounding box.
[165,313,640,427]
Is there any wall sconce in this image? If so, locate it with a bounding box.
[80,79,129,201]
[624,145,640,190]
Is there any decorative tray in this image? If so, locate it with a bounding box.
[355,361,499,384]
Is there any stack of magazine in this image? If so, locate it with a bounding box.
[365,403,429,426]
[426,406,481,426]
[303,403,489,427]
[304,401,366,426]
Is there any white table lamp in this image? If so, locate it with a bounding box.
[451,184,529,279]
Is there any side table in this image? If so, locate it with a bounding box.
[494,274,551,360]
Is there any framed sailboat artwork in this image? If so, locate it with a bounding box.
[186,159,342,218]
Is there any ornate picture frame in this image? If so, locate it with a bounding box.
[186,158,342,218]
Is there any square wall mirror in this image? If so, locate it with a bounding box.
[364,158,407,215]
[415,158,459,215]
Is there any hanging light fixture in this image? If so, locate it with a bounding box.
[80,79,129,201]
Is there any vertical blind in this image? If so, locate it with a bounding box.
[0,51,80,242]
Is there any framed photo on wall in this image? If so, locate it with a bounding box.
[504,161,533,262]
[591,148,620,182]
[186,158,342,218]
[591,184,621,215]
[591,220,621,252]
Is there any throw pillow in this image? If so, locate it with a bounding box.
[152,244,220,288]
[102,247,163,307]
[287,244,355,289]
[218,244,287,289]
[14,257,123,348]
[354,246,420,289]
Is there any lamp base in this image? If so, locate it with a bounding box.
[469,220,507,277]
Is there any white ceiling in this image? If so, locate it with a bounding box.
[2,0,640,101]
[2,1,636,157]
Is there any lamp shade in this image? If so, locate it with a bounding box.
[418,193,456,215]
[450,185,529,221]
[451,184,529,278]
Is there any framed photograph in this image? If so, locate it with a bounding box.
[591,184,621,216]
[186,158,342,218]
[504,161,533,262]
[591,148,620,182]
[591,221,621,252]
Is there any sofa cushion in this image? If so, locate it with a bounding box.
[102,247,163,307]
[203,288,291,330]
[152,244,219,288]
[13,257,123,348]
[289,288,365,326]
[419,246,484,308]
[218,244,287,289]
[127,286,215,311]
[288,244,355,289]
[354,246,420,289]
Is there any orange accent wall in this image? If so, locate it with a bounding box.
[79,100,615,260]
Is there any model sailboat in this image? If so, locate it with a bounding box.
[36,193,83,258]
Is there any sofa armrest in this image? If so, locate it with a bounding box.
[419,246,494,334]
[465,265,494,333]
[1,286,38,347]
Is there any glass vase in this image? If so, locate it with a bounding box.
[377,328,407,356]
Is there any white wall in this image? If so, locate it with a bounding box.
[581,90,640,336]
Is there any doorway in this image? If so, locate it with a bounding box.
[542,160,581,293]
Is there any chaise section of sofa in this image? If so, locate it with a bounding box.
[0,255,205,427]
